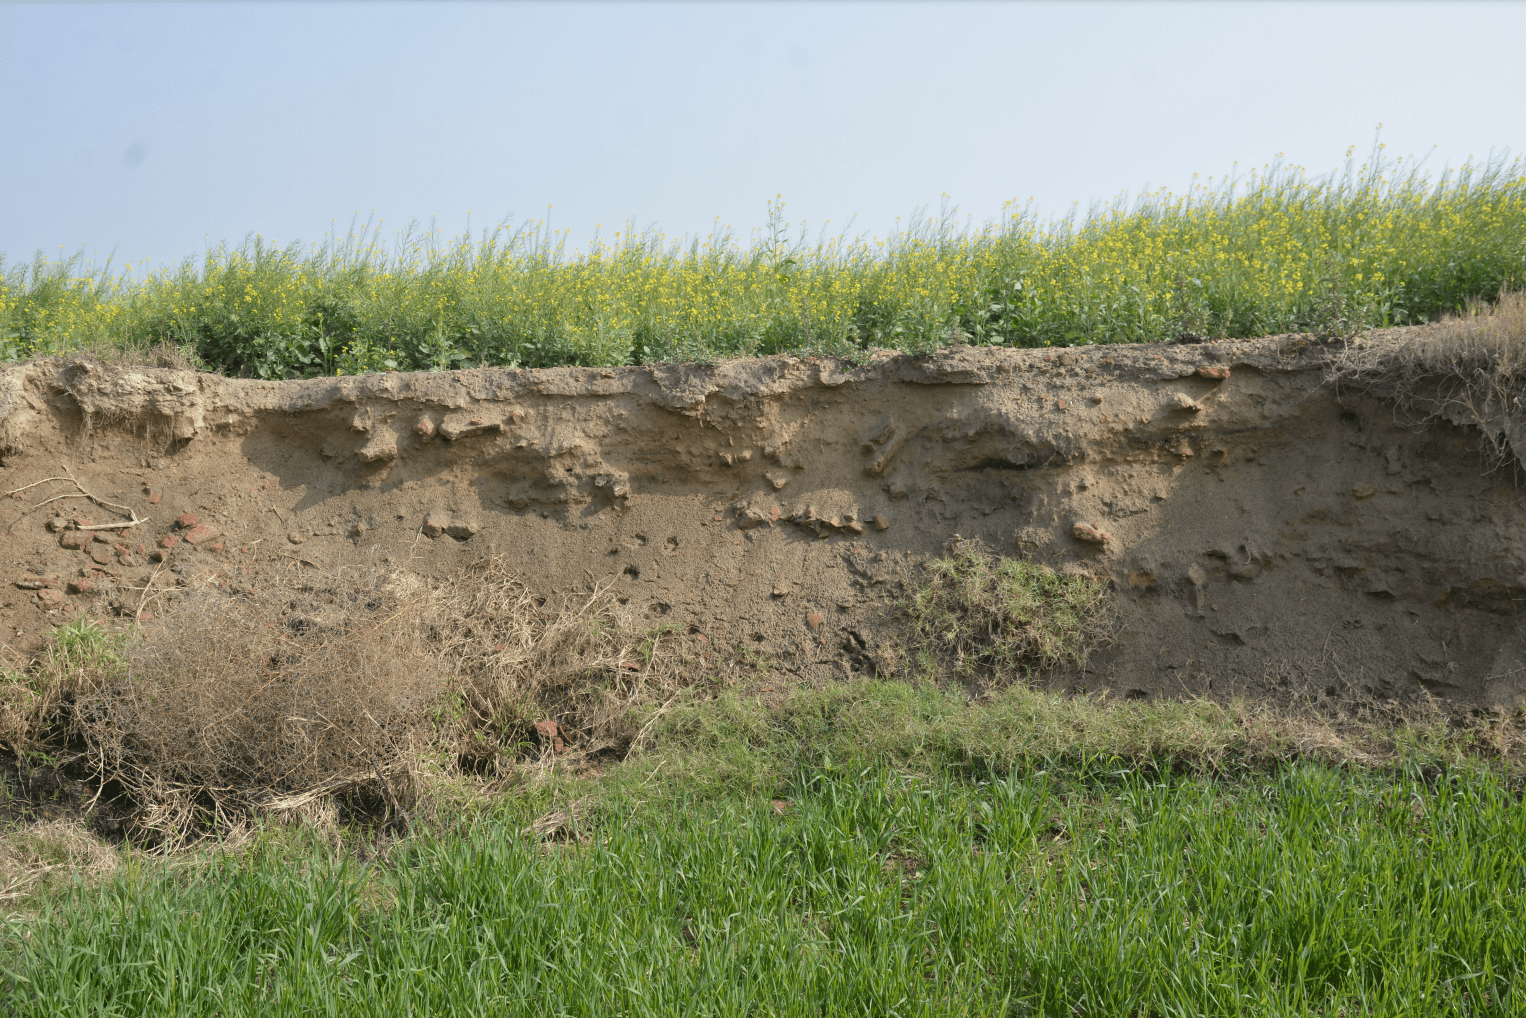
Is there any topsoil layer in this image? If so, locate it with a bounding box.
[2,333,1523,709]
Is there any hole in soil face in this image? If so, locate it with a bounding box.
[649,602,672,616]
[664,536,679,552]
[622,565,640,579]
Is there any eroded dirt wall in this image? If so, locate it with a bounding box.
[3,334,1523,708]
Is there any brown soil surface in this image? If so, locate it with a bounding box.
[2,332,1523,709]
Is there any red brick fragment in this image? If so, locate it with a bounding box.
[158,535,181,549]
[182,524,219,546]
[533,719,566,753]
[1072,521,1110,545]
[176,513,200,528]
[1196,365,1231,381]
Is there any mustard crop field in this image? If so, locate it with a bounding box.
[3,147,1524,377]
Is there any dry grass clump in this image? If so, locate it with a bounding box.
[423,558,694,766]
[899,538,1113,681]
[0,820,119,901]
[76,584,445,841]
[0,559,700,844]
[1331,288,1526,474]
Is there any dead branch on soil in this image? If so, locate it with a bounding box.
[6,467,145,532]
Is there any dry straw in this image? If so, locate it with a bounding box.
[0,558,703,845]
[1330,288,1526,475]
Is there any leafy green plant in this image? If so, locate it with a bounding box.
[3,144,1524,374]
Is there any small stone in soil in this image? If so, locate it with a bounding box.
[176,513,200,528]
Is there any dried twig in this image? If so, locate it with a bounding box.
[78,517,148,532]
[4,476,74,497]
[7,467,142,532]
[134,563,166,622]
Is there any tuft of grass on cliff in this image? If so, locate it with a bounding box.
[3,145,1525,377]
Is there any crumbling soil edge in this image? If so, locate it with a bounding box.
[3,329,1523,710]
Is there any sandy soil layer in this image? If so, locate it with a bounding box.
[2,333,1522,708]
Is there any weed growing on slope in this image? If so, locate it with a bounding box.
[899,539,1113,681]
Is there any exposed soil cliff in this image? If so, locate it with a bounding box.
[3,330,1523,709]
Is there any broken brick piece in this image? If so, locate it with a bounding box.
[422,511,450,538]
[176,513,200,528]
[1071,521,1110,546]
[533,719,566,754]
[158,535,181,549]
[182,524,219,546]
[1196,365,1231,381]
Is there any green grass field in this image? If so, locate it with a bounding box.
[4,146,1525,376]
[4,751,1523,1017]
[3,664,1524,1017]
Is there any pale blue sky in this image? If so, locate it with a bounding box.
[3,1,1524,271]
